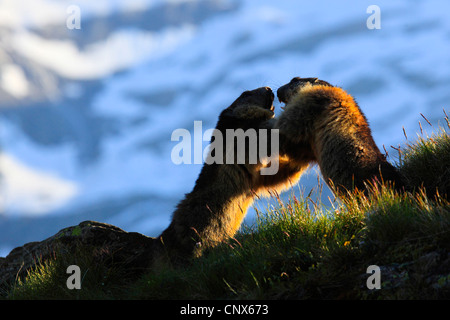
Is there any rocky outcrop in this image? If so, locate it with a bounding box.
[0,221,158,287]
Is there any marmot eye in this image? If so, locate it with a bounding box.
[291,77,301,83]
[241,91,252,97]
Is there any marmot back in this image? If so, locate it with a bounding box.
[276,77,403,195]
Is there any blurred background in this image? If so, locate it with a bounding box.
[0,0,449,256]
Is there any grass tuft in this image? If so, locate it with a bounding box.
[2,120,450,300]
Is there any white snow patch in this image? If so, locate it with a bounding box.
[0,153,78,216]
[11,26,196,80]
[0,64,30,98]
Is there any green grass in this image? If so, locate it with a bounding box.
[3,120,450,300]
[400,125,450,198]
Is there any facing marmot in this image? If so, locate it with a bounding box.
[157,87,305,265]
[275,77,403,195]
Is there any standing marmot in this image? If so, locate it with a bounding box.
[157,87,305,264]
[275,77,403,195]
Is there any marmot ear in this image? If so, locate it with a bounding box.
[314,79,333,87]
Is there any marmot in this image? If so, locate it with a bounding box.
[157,87,306,264]
[275,77,403,195]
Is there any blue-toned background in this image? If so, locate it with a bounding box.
[0,0,449,256]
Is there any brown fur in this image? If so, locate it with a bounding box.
[275,77,403,195]
[156,87,305,265]
[152,76,401,266]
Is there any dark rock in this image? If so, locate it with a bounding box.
[0,221,159,287]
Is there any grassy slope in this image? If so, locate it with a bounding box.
[3,121,450,300]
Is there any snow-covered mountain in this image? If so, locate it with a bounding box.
[1,0,449,256]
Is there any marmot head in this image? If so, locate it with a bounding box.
[223,86,275,120]
[277,77,332,104]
